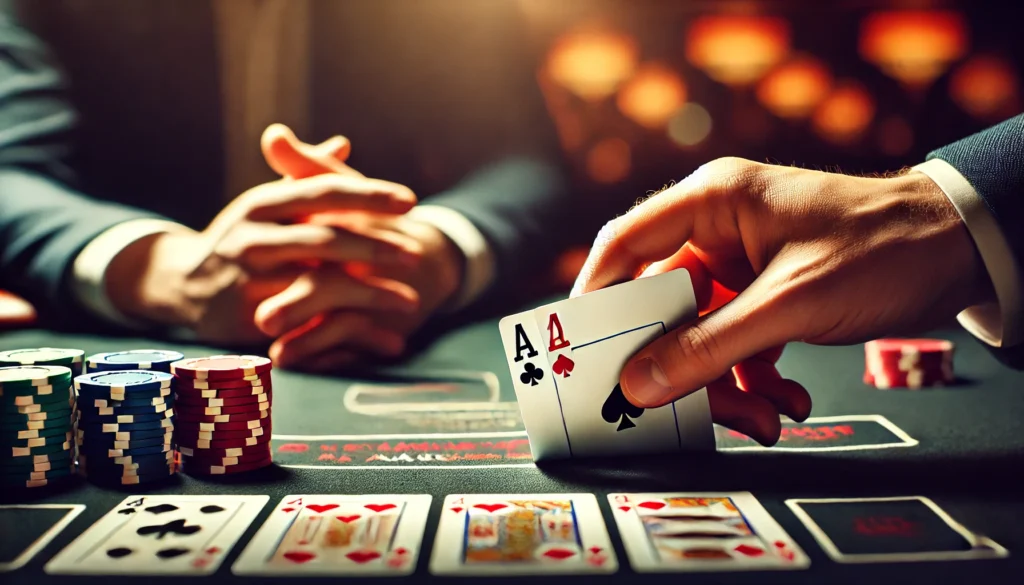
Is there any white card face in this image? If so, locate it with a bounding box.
[429,494,617,576]
[498,309,571,460]
[45,495,268,575]
[609,492,810,572]
[232,494,431,575]
[503,269,714,461]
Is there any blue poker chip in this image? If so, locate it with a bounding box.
[80,395,173,410]
[78,453,173,472]
[77,425,171,442]
[76,402,171,417]
[86,350,185,373]
[77,434,170,452]
[76,419,173,434]
[74,370,173,399]
[75,409,173,425]
[76,443,173,458]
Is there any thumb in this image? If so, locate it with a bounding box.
[619,275,797,408]
[260,123,359,179]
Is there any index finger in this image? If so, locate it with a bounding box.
[245,174,417,222]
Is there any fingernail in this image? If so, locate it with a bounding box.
[621,358,671,406]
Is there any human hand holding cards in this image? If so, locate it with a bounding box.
[499,269,714,461]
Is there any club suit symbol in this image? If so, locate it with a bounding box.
[520,362,544,386]
[601,384,644,430]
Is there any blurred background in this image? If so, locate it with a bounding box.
[11,0,1023,292]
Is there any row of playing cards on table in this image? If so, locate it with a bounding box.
[5,492,1006,576]
[499,269,715,461]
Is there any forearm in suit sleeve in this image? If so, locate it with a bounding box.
[0,8,158,326]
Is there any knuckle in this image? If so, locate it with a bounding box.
[672,324,722,376]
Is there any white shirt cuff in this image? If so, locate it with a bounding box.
[407,204,495,311]
[72,219,192,329]
[914,159,1023,347]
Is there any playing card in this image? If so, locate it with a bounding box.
[716,415,918,452]
[233,494,431,575]
[429,493,617,576]
[0,505,85,572]
[499,269,714,461]
[785,496,1008,563]
[45,495,268,575]
[609,492,810,572]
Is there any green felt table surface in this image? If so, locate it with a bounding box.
[1,316,1022,584]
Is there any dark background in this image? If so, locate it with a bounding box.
[13,0,1023,286]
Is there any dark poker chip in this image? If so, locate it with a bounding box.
[0,365,74,391]
[81,466,176,486]
[76,402,172,418]
[176,442,270,458]
[0,466,74,486]
[4,440,72,457]
[182,426,269,441]
[180,456,272,475]
[86,350,184,373]
[81,395,173,410]
[173,386,270,402]
[1,386,74,407]
[0,424,72,441]
[0,462,74,479]
[0,452,73,473]
[78,457,174,476]
[76,418,173,434]
[77,443,172,458]
[0,431,72,448]
[76,433,172,451]
[180,446,271,467]
[173,374,272,391]
[173,418,269,433]
[77,450,174,467]
[173,392,270,408]
[75,408,174,425]
[76,425,172,442]
[74,370,173,400]
[173,409,269,424]
[0,407,74,424]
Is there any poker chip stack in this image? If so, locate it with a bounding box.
[74,370,177,485]
[0,348,85,379]
[864,338,955,389]
[0,365,75,488]
[86,349,185,374]
[170,355,273,475]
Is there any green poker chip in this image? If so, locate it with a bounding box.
[0,365,73,389]
[0,465,74,483]
[2,440,72,457]
[0,431,72,448]
[0,451,73,470]
[0,408,74,425]
[0,348,84,378]
[0,424,71,441]
[0,386,74,408]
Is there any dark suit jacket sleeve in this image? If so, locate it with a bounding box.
[927,113,1024,367]
[0,8,159,324]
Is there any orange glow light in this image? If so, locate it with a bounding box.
[554,247,591,287]
[616,63,687,129]
[859,10,968,89]
[950,55,1020,120]
[812,82,875,144]
[585,137,631,184]
[756,55,832,119]
[546,27,639,101]
[685,15,790,87]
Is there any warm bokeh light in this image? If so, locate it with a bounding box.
[545,27,639,100]
[876,116,914,156]
[585,137,631,183]
[667,103,713,147]
[554,247,590,287]
[950,55,1020,120]
[616,63,687,129]
[685,15,790,87]
[812,82,875,144]
[756,55,832,119]
[859,10,968,89]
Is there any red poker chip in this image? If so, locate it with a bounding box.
[181,426,269,441]
[174,409,270,424]
[173,402,270,417]
[180,456,273,475]
[175,433,272,451]
[178,446,270,461]
[173,385,271,401]
[173,418,270,433]
[173,375,272,391]
[173,392,271,408]
[170,355,272,380]
[180,447,271,466]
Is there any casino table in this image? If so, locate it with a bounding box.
[1,314,1022,584]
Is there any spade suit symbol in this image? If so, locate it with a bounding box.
[601,384,644,431]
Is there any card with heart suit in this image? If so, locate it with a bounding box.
[233,494,431,575]
[45,495,268,575]
[498,269,714,461]
[0,505,85,572]
[429,493,617,576]
[609,492,810,572]
[785,496,1008,563]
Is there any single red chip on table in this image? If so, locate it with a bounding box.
[170,355,272,380]
[864,338,954,389]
